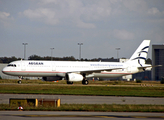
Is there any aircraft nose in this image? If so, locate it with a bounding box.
[2,67,8,74]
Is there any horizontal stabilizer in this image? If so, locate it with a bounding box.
[138,65,162,70]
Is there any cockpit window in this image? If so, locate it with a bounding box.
[7,64,16,67]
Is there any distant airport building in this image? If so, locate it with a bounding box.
[98,58,119,62]
[152,44,164,80]
[132,71,151,80]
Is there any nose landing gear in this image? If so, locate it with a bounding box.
[18,76,22,84]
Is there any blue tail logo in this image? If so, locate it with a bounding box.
[132,46,149,67]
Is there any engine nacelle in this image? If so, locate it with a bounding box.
[66,73,83,82]
[42,76,63,81]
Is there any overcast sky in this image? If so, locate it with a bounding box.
[0,0,164,59]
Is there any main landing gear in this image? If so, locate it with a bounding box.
[82,79,88,85]
[82,73,88,85]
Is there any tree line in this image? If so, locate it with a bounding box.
[0,56,21,63]
[0,55,152,64]
[28,55,103,61]
[0,55,101,63]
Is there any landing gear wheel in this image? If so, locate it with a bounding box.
[18,80,21,84]
[82,80,88,85]
[18,76,22,84]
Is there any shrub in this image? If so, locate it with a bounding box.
[161,78,164,84]
[136,80,142,83]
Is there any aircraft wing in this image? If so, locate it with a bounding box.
[70,67,124,74]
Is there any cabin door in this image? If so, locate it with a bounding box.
[21,62,26,71]
[52,62,56,71]
[127,67,131,73]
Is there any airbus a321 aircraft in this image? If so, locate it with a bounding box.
[2,40,154,85]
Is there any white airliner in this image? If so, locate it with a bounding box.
[2,40,154,85]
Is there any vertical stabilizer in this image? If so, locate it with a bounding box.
[128,40,150,66]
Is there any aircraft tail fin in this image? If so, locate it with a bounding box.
[127,40,150,66]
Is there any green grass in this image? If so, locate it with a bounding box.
[0,79,163,86]
[0,84,164,97]
[0,104,164,112]
[0,79,164,97]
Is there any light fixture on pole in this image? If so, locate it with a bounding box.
[50,48,54,61]
[116,48,120,60]
[22,43,28,60]
[78,43,83,60]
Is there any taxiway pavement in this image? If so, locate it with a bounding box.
[0,94,164,105]
[0,111,164,120]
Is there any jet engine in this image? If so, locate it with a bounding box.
[66,73,83,82]
[42,76,63,81]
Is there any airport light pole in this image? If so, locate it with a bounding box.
[78,43,83,60]
[22,43,28,60]
[116,48,120,60]
[50,48,54,61]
